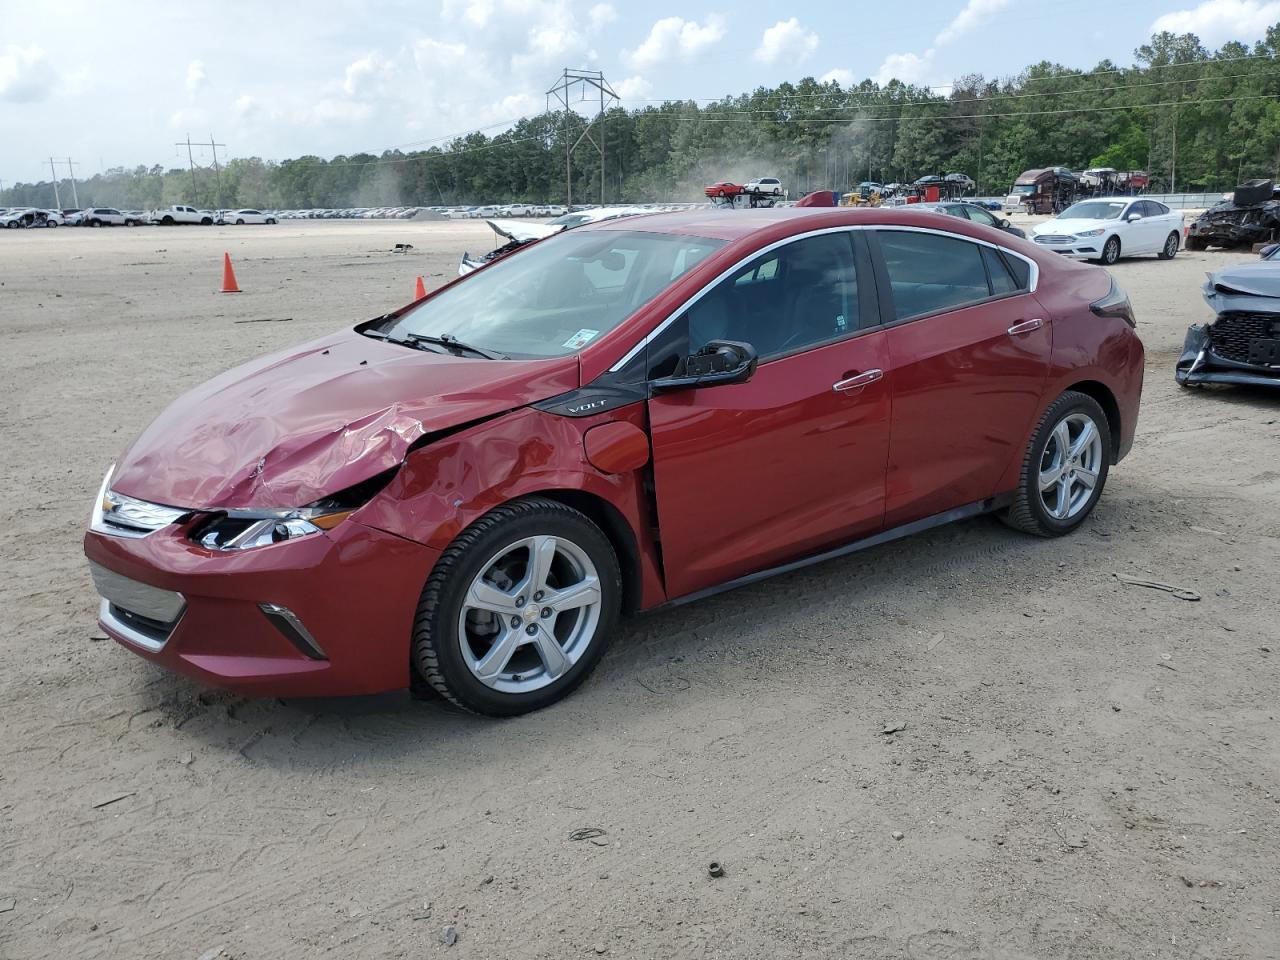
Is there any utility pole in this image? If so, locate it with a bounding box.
[176,135,197,200]
[64,158,80,208]
[47,158,62,209]
[1170,103,1178,194]
[546,68,618,207]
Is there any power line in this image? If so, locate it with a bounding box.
[618,51,1280,104]
[619,64,1280,116]
[632,93,1278,125]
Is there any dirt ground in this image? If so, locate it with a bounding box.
[1,216,1277,960]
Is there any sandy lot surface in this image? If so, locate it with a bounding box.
[2,218,1277,960]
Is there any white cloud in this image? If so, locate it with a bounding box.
[874,0,1012,85]
[233,94,260,118]
[754,18,818,64]
[1151,0,1280,45]
[820,68,856,86]
[342,52,394,96]
[442,0,496,27]
[589,2,617,29]
[875,50,935,85]
[626,15,726,68]
[935,0,1011,45]
[185,59,207,96]
[615,74,653,100]
[0,44,56,103]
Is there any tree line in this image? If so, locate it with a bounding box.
[4,27,1279,211]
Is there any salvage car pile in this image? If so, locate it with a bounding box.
[1187,178,1280,250]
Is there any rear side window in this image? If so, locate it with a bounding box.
[1000,250,1031,290]
[875,231,992,321]
[982,246,1019,296]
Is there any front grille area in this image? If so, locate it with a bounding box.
[1035,235,1073,243]
[1210,312,1277,365]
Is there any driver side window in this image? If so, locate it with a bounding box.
[645,232,861,379]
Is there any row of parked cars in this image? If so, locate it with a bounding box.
[0,205,283,228]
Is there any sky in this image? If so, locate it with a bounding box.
[2,0,1278,184]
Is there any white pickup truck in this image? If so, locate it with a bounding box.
[149,204,213,225]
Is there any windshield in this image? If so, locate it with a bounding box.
[377,229,726,359]
[1059,200,1127,220]
[1011,185,1036,194]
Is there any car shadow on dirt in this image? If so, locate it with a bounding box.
[121,510,1100,768]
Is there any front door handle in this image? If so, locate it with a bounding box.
[1008,318,1044,336]
[832,368,884,392]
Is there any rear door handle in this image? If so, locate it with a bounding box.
[832,368,884,392]
[1008,318,1044,336]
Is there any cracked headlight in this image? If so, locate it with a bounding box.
[191,468,397,551]
[1074,228,1106,237]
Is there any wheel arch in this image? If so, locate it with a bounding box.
[525,489,643,616]
[1062,379,1121,463]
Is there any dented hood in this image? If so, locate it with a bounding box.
[110,329,581,510]
[1203,260,1280,314]
[485,218,562,243]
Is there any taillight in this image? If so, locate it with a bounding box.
[1090,278,1136,328]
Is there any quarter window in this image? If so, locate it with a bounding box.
[875,231,993,321]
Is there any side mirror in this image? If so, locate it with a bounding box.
[1126,212,1141,222]
[651,340,758,392]
[998,218,1010,228]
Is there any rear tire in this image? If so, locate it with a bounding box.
[201,217,213,225]
[1186,236,1208,251]
[1157,231,1179,260]
[1002,391,1111,538]
[412,497,621,716]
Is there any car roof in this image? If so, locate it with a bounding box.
[588,206,991,242]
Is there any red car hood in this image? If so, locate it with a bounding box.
[110,329,581,510]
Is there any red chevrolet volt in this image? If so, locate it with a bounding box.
[84,208,1143,715]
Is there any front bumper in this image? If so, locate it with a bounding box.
[84,516,440,697]
[1175,322,1280,388]
[1189,220,1273,247]
[1031,236,1102,259]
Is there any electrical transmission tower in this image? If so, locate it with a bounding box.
[175,134,226,204]
[64,158,80,208]
[546,68,618,208]
[47,158,62,208]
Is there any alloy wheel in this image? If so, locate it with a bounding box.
[457,535,602,694]
[1164,233,1178,257]
[1038,412,1103,521]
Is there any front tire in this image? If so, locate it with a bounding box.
[1186,235,1207,251]
[412,497,621,716]
[1157,231,1179,260]
[1002,391,1111,537]
[1098,236,1121,265]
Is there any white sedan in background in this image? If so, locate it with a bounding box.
[218,209,277,225]
[1030,198,1184,265]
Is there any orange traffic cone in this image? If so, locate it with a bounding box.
[221,252,241,293]
[414,275,426,299]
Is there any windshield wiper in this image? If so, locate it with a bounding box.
[403,333,508,360]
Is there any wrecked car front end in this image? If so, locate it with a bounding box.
[1187,198,1280,250]
[1176,262,1280,388]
